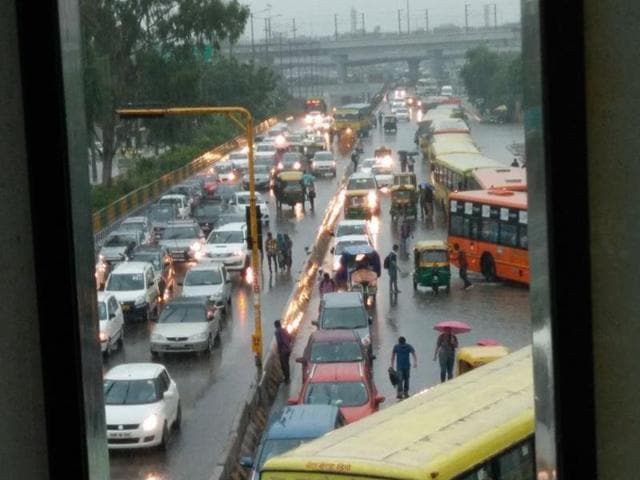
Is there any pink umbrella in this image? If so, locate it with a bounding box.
[477,339,500,346]
[433,320,472,334]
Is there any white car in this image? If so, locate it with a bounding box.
[103,363,180,450]
[181,262,232,316]
[334,220,373,243]
[357,158,377,175]
[311,151,337,177]
[98,291,124,356]
[396,108,410,121]
[119,216,153,245]
[255,143,276,163]
[203,222,249,273]
[229,191,270,224]
[229,152,249,175]
[157,220,205,262]
[216,163,239,183]
[150,296,221,356]
[371,164,394,190]
[104,261,160,322]
[330,234,373,272]
[158,194,191,219]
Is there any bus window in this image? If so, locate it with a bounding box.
[450,214,465,236]
[500,223,519,247]
[519,225,528,249]
[481,219,499,243]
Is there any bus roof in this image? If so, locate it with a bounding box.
[450,189,528,209]
[472,166,527,191]
[433,152,502,174]
[262,347,533,480]
[431,135,481,158]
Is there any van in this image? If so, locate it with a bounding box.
[440,85,453,97]
[240,405,346,480]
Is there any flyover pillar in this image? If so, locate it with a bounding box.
[430,49,445,85]
[332,54,349,83]
[407,59,420,84]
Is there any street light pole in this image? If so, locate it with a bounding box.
[425,9,429,32]
[465,4,470,32]
[250,13,255,59]
[116,106,263,374]
[406,0,410,35]
[397,9,402,35]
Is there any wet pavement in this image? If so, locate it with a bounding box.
[107,105,529,479]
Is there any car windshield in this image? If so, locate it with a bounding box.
[254,165,270,174]
[419,250,449,263]
[184,269,222,286]
[310,341,363,363]
[158,304,206,323]
[347,178,376,190]
[163,226,198,239]
[131,252,161,270]
[304,381,368,407]
[336,224,366,237]
[149,206,176,222]
[315,152,332,161]
[256,144,275,152]
[97,301,108,321]
[257,439,306,470]
[106,273,144,291]
[103,379,160,405]
[208,230,243,244]
[321,306,368,329]
[120,222,144,232]
[104,234,135,247]
[335,240,369,256]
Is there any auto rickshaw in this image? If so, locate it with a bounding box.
[335,245,381,308]
[383,114,397,133]
[455,344,511,376]
[392,172,417,189]
[274,171,305,210]
[344,190,374,220]
[389,184,418,222]
[412,240,451,294]
[374,146,392,160]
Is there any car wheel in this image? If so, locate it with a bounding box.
[103,340,112,357]
[159,422,170,452]
[174,403,182,431]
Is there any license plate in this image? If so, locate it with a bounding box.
[110,432,132,438]
[167,344,187,349]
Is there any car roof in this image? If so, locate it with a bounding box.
[186,261,224,272]
[132,244,164,254]
[335,235,370,243]
[321,292,364,307]
[107,229,139,237]
[308,362,365,382]
[122,216,147,223]
[160,194,186,199]
[213,222,246,232]
[264,405,341,440]
[348,172,375,179]
[309,329,361,343]
[337,219,367,225]
[111,261,152,273]
[105,363,165,381]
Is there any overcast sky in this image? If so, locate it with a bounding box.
[238,0,521,41]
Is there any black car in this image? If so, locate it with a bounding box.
[130,244,176,299]
[211,183,241,203]
[192,201,228,235]
[148,203,180,241]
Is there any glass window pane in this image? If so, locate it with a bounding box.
[500,224,519,247]
[480,219,499,243]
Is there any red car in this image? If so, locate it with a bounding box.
[288,362,384,424]
[295,330,373,383]
[198,173,220,199]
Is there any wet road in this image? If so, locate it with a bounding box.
[107,125,354,480]
[107,105,529,479]
[269,106,531,431]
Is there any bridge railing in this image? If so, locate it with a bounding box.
[92,117,277,248]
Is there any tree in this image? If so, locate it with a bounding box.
[80,0,249,185]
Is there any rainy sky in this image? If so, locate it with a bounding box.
[238,0,521,40]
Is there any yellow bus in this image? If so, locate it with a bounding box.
[333,103,373,138]
[431,151,504,214]
[428,132,480,162]
[261,346,534,480]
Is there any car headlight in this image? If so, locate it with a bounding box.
[142,414,159,432]
[151,333,165,342]
[277,163,283,170]
[99,254,104,261]
[311,161,316,168]
[333,257,341,271]
[293,161,301,170]
[332,161,336,167]
[190,241,202,252]
[99,331,108,342]
[135,296,146,306]
[190,332,208,341]
[368,191,377,207]
[233,250,244,257]
[229,173,236,180]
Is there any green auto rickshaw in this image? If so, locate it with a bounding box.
[274,171,306,210]
[412,240,451,294]
[389,184,418,223]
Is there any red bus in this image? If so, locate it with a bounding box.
[470,166,527,191]
[305,97,327,114]
[448,189,529,284]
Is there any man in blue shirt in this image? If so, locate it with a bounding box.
[390,336,418,399]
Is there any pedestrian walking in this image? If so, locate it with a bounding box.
[351,151,359,171]
[276,233,286,270]
[378,110,384,127]
[433,327,458,383]
[390,336,418,399]
[318,271,337,298]
[453,243,472,289]
[400,217,413,258]
[265,232,278,274]
[283,234,293,271]
[422,185,434,221]
[274,320,292,384]
[384,245,401,296]
[511,157,519,167]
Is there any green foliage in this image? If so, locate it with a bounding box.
[460,46,522,119]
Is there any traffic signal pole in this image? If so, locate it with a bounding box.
[116,106,264,375]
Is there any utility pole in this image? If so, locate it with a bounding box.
[493,4,498,29]
[406,0,410,35]
[264,18,269,56]
[425,8,429,32]
[334,14,338,41]
[465,4,470,32]
[292,18,297,41]
[250,13,255,59]
[361,13,365,35]
[397,9,402,35]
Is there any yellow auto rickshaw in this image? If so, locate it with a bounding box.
[456,345,511,376]
[412,240,451,294]
[389,183,418,222]
[392,172,417,189]
[274,171,305,210]
[344,190,374,219]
